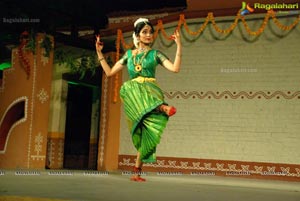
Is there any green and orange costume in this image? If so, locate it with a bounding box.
[119,49,170,163]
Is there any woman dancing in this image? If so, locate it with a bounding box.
[95,17,182,181]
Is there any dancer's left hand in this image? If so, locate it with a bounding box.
[171,29,181,45]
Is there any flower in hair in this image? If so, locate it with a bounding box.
[134,18,149,27]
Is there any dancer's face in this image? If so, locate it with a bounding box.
[138,25,154,45]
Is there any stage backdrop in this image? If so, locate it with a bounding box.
[118,13,300,181]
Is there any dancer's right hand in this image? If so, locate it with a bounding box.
[95,34,104,52]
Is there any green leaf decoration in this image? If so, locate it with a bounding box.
[40,35,53,57]
[54,49,98,80]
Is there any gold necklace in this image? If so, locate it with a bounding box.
[133,49,149,72]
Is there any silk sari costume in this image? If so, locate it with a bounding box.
[119,49,169,163]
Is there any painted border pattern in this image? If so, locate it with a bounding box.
[99,76,109,167]
[164,91,300,100]
[119,155,300,181]
[27,55,37,168]
[46,137,64,168]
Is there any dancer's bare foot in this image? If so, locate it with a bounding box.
[130,175,146,182]
[130,167,146,182]
[159,105,177,116]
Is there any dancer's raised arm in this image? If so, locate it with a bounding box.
[161,29,182,73]
[95,34,124,77]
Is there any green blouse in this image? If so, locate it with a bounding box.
[119,49,168,79]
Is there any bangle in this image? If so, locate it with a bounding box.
[176,54,181,57]
[98,57,104,62]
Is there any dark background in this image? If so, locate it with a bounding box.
[0,0,186,36]
[0,0,186,61]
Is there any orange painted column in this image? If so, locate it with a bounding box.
[97,52,122,171]
[0,33,54,169]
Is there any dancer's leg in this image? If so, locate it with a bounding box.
[131,152,146,182]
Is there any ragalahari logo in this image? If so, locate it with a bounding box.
[240,2,299,15]
[240,2,255,15]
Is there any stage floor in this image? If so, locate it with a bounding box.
[0,170,299,201]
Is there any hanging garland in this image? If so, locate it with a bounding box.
[18,31,31,79]
[18,31,54,79]
[112,30,122,102]
[116,10,300,51]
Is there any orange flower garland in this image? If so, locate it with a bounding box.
[116,10,299,51]
[18,31,31,79]
[182,14,210,35]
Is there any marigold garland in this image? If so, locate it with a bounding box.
[18,44,31,79]
[240,13,269,36]
[18,31,31,79]
[112,10,299,102]
[116,10,300,58]
[113,30,122,103]
[182,13,210,35]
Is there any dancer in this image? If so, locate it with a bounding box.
[95,18,182,181]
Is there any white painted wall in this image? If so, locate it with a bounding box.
[119,14,300,164]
